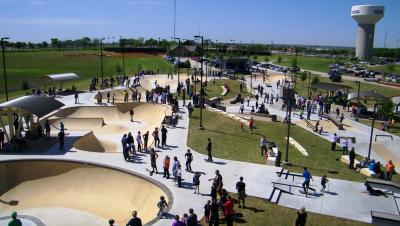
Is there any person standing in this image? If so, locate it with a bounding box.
[172,215,185,226]
[176,165,182,187]
[136,131,142,152]
[163,155,170,179]
[58,131,65,150]
[161,125,168,146]
[349,147,356,169]
[126,211,142,226]
[209,198,219,226]
[150,148,159,174]
[152,128,160,147]
[249,117,254,133]
[260,136,268,157]
[123,143,130,162]
[342,138,349,155]
[44,119,51,138]
[187,208,198,226]
[295,207,307,226]
[223,196,234,226]
[59,122,65,133]
[107,91,110,103]
[8,212,22,226]
[331,133,338,151]
[206,138,213,162]
[193,172,201,194]
[239,103,244,114]
[130,109,135,122]
[0,129,5,151]
[74,92,79,104]
[143,131,149,151]
[385,160,395,181]
[185,149,193,172]
[236,177,246,208]
[302,167,315,197]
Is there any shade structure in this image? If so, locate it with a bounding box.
[42,73,80,82]
[347,90,388,102]
[0,95,64,118]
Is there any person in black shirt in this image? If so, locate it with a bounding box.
[185,149,193,172]
[187,208,198,226]
[209,198,219,226]
[236,177,246,208]
[295,207,307,226]
[161,125,168,146]
[143,131,149,151]
[126,211,142,226]
[58,131,64,150]
[207,138,212,162]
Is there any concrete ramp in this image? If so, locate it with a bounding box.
[373,142,400,167]
[73,131,117,153]
[47,117,105,131]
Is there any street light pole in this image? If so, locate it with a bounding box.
[356,81,361,104]
[194,35,204,129]
[367,103,382,159]
[284,98,292,164]
[174,37,181,84]
[100,38,105,83]
[120,36,125,76]
[1,37,10,101]
[307,71,311,98]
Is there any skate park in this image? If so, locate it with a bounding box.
[1,1,400,226]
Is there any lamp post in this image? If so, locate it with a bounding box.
[120,36,125,75]
[100,38,105,82]
[307,71,311,98]
[283,97,292,164]
[173,37,181,83]
[1,37,10,101]
[194,35,204,129]
[367,103,383,159]
[355,81,361,104]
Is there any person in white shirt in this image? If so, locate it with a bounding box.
[331,133,338,151]
[260,136,268,157]
[342,138,349,155]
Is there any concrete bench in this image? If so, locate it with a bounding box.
[209,97,222,102]
[325,114,344,130]
[250,112,278,122]
[360,168,379,178]
[340,155,360,168]
[371,211,400,226]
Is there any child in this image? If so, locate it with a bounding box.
[321,175,329,192]
[204,200,211,223]
[193,172,201,194]
[157,196,168,219]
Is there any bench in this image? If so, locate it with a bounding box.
[266,146,279,166]
[325,114,344,130]
[340,155,360,168]
[371,211,400,226]
[209,97,222,102]
[250,112,278,122]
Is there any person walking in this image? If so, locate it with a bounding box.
[152,128,160,147]
[157,196,168,219]
[176,165,183,187]
[331,133,338,151]
[143,131,149,151]
[150,148,159,174]
[223,196,234,226]
[187,208,198,226]
[260,136,268,157]
[163,155,170,179]
[349,147,356,169]
[193,172,201,194]
[126,211,142,226]
[295,207,307,226]
[185,149,193,172]
[207,138,213,162]
[320,175,329,192]
[74,92,79,104]
[236,177,246,208]
[161,125,168,146]
[302,167,315,197]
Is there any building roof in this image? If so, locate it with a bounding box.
[42,73,80,82]
[309,82,353,92]
[0,96,64,117]
[347,90,388,102]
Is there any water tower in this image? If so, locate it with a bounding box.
[351,5,384,61]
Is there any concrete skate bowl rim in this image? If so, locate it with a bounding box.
[0,158,174,226]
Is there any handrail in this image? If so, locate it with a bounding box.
[375,134,393,142]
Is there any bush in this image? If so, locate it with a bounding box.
[21,80,30,90]
[311,76,320,85]
[277,56,282,63]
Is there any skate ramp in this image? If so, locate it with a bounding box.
[373,142,400,167]
[0,160,169,226]
[49,103,171,152]
[140,75,178,92]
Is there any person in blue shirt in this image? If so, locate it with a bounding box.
[302,167,315,197]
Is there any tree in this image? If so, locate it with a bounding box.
[277,56,282,63]
[300,72,307,87]
[264,56,270,62]
[42,41,48,48]
[386,64,395,74]
[311,76,320,85]
[291,57,298,67]
[378,101,395,120]
[51,38,59,48]
[252,55,258,61]
[28,42,35,50]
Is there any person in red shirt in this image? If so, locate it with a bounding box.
[223,196,234,226]
[249,117,254,133]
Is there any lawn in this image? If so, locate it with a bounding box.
[204,79,248,100]
[187,109,400,183]
[199,194,370,226]
[293,75,400,98]
[269,54,333,73]
[0,50,174,101]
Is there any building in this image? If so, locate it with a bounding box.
[170,40,202,57]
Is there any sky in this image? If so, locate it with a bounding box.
[0,0,399,47]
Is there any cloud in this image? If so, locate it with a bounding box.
[0,18,115,26]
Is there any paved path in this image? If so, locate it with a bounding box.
[2,74,399,224]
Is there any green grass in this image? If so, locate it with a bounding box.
[369,65,400,75]
[187,109,400,183]
[199,194,370,226]
[269,55,333,72]
[293,75,399,98]
[0,50,174,101]
[204,79,248,100]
